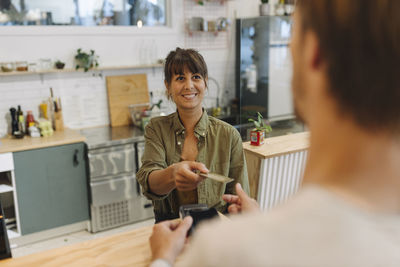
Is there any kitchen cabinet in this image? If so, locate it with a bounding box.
[13,143,89,235]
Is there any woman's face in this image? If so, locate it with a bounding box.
[166,67,206,112]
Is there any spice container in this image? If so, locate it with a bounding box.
[39,58,52,70]
[28,62,38,72]
[16,61,28,71]
[1,62,15,72]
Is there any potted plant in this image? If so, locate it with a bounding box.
[54,60,65,69]
[248,112,272,146]
[74,48,99,72]
[259,0,270,16]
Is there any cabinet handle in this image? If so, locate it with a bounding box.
[73,149,79,166]
[144,203,152,209]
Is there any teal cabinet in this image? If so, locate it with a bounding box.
[13,143,89,235]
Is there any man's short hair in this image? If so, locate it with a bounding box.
[297,0,400,132]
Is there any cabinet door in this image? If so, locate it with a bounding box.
[13,143,89,235]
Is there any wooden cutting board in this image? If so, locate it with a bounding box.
[106,74,150,127]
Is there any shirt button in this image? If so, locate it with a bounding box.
[177,141,181,145]
[202,132,205,136]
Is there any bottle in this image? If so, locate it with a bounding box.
[17,105,25,134]
[9,107,19,135]
[26,111,35,131]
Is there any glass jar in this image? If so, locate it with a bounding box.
[1,62,15,72]
[28,62,38,72]
[16,61,28,71]
[39,58,52,70]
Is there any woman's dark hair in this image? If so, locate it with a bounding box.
[164,48,208,88]
[297,0,400,132]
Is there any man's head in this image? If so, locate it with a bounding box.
[291,0,400,133]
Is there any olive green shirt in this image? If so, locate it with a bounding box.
[136,110,249,221]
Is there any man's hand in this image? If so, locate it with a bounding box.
[150,216,193,265]
[170,161,208,191]
[223,183,260,214]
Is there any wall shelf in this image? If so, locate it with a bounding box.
[187,30,227,37]
[0,64,164,77]
[0,184,13,194]
[184,0,229,49]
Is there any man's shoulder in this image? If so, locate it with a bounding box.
[186,185,400,266]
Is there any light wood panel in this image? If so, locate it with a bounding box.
[244,151,261,199]
[106,74,150,127]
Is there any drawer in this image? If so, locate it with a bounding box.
[90,175,139,206]
[88,144,136,178]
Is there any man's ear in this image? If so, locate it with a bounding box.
[306,31,324,71]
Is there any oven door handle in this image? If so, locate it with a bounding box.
[136,180,141,195]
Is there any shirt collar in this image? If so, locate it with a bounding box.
[172,109,209,137]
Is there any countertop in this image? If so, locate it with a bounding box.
[0,126,146,153]
[3,213,229,266]
[0,124,306,154]
[0,128,86,153]
[3,224,154,267]
[79,125,145,149]
[243,131,310,159]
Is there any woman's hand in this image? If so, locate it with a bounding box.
[170,161,208,191]
[223,183,260,214]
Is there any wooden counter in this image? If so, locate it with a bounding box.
[244,132,310,210]
[3,213,229,267]
[243,131,309,159]
[0,128,86,153]
[2,225,154,267]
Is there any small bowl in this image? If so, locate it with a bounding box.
[13,131,25,139]
[55,62,65,69]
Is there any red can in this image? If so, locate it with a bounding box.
[250,130,264,146]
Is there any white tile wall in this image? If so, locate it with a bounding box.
[0,68,170,136]
[0,64,229,137]
[0,0,260,137]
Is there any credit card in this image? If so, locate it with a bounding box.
[199,172,234,183]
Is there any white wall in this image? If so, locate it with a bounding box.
[0,0,260,137]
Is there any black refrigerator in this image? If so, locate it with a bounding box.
[235,16,293,138]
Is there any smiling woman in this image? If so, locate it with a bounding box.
[136,48,250,222]
[164,48,208,112]
[0,0,166,26]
